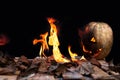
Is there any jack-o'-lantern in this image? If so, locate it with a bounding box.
[79,22,113,59]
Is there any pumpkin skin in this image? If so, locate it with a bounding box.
[80,22,113,59]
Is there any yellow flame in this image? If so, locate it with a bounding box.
[48,18,59,46]
[80,55,86,61]
[91,37,96,42]
[33,32,49,57]
[48,18,70,63]
[68,46,78,62]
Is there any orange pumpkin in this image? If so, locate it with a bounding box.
[80,22,113,59]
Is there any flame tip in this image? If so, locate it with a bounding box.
[47,17,56,23]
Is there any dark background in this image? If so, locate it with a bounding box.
[0,3,120,65]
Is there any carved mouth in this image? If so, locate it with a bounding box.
[82,44,102,58]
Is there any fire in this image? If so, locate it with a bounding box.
[47,18,70,63]
[33,32,49,57]
[68,45,87,61]
[47,18,59,46]
[68,45,78,62]
[80,55,86,61]
[33,17,88,63]
[91,37,96,42]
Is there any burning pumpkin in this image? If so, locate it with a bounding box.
[79,22,113,59]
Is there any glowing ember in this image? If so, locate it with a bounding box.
[68,45,78,62]
[47,18,70,63]
[33,32,49,57]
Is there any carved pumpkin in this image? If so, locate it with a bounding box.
[80,22,113,59]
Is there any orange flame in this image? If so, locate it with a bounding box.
[91,37,96,42]
[33,32,49,57]
[68,45,78,62]
[47,18,70,63]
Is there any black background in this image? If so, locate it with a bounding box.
[0,3,120,64]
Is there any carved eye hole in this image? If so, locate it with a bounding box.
[91,37,96,42]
